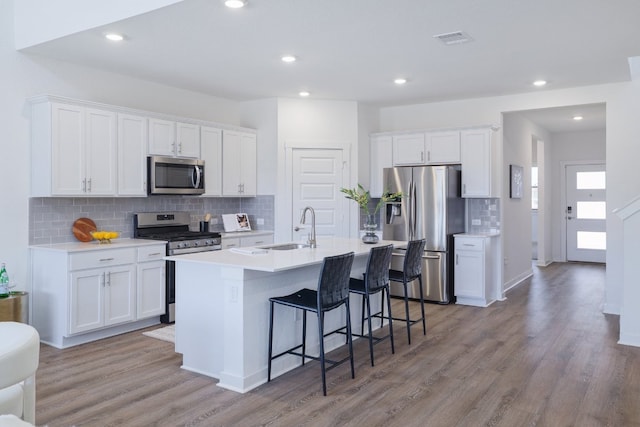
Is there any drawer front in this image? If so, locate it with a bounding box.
[70,248,136,270]
[455,237,484,251]
[137,245,166,262]
[240,234,274,247]
[222,237,240,249]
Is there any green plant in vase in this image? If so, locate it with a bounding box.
[340,184,403,243]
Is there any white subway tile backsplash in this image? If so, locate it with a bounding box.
[29,196,275,245]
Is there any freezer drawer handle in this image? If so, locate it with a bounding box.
[423,255,440,260]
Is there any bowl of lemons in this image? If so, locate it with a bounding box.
[90,231,120,244]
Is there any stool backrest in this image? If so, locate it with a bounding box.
[317,252,355,310]
[403,239,426,280]
[364,244,394,293]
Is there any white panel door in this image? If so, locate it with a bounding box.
[117,113,148,196]
[51,103,84,195]
[292,149,346,240]
[566,164,606,263]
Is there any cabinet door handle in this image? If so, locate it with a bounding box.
[462,183,466,194]
[148,252,163,257]
[463,243,475,247]
[102,272,105,287]
[99,257,115,262]
[87,178,92,192]
[254,241,264,244]
[107,271,111,286]
[82,179,86,192]
[421,151,424,162]
[178,142,182,154]
[427,151,431,162]
[456,254,459,265]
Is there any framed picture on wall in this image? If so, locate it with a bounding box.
[510,164,524,199]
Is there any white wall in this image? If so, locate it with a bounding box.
[378,82,640,319]
[240,98,278,195]
[502,113,551,288]
[549,129,606,261]
[0,0,241,291]
[274,98,359,241]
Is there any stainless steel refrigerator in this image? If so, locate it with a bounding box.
[382,165,465,303]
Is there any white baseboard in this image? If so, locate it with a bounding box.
[503,268,533,293]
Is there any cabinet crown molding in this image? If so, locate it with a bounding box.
[28,94,257,134]
[371,124,500,137]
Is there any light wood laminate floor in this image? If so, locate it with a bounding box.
[35,262,640,426]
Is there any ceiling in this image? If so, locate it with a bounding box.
[21,0,635,131]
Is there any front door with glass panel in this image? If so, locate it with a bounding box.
[566,164,606,263]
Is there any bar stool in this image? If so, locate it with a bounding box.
[349,244,394,366]
[268,252,355,396]
[388,239,426,345]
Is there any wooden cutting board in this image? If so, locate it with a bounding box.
[72,217,97,242]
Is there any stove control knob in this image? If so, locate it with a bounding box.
[194,241,199,246]
[206,239,213,246]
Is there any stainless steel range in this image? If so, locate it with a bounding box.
[133,212,221,323]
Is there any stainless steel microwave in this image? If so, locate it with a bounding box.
[147,156,205,195]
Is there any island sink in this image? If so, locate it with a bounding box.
[261,243,310,251]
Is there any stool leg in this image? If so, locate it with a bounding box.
[268,300,275,381]
[418,276,426,335]
[385,287,395,354]
[360,294,366,336]
[318,310,327,396]
[345,299,355,379]
[365,292,375,366]
[403,280,412,345]
[302,309,307,365]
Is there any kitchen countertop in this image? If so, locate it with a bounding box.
[29,238,166,253]
[167,236,405,273]
[456,232,501,237]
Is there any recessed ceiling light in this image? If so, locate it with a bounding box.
[281,55,296,63]
[394,78,407,85]
[299,91,310,97]
[224,0,246,8]
[533,80,547,87]
[105,33,124,42]
[573,115,583,121]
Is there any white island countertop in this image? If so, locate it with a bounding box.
[166,237,405,272]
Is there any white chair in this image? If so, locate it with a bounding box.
[0,322,39,425]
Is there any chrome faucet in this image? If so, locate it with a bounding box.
[296,206,317,248]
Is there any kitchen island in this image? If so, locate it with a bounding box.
[167,237,404,393]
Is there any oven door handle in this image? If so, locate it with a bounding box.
[192,165,202,189]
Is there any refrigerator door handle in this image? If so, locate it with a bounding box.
[412,180,418,240]
[423,255,440,260]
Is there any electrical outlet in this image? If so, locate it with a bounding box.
[211,218,219,225]
[257,218,264,225]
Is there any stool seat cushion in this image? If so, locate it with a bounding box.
[0,414,34,426]
[0,322,40,423]
[0,385,23,418]
[269,289,317,311]
[0,323,39,389]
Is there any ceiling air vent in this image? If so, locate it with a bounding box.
[433,31,473,45]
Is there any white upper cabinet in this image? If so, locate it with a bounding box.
[425,131,460,164]
[148,118,200,158]
[392,131,460,166]
[393,133,425,165]
[117,113,147,196]
[32,101,117,196]
[222,130,257,196]
[176,122,200,158]
[460,128,499,198]
[201,126,223,196]
[370,135,393,198]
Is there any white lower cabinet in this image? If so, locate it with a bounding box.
[31,242,167,348]
[454,234,498,307]
[136,245,166,319]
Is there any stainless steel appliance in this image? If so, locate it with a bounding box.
[133,212,221,323]
[147,156,205,195]
[382,165,465,303]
